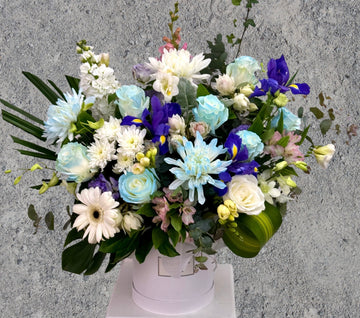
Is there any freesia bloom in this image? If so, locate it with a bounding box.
[164,132,231,204]
[223,174,265,215]
[232,93,258,113]
[56,142,93,183]
[43,89,83,143]
[313,144,335,168]
[120,212,143,233]
[258,170,281,204]
[73,187,120,244]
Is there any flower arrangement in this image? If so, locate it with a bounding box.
[2,1,336,275]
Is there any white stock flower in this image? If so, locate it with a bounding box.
[223,174,265,215]
[73,187,120,244]
[88,139,117,171]
[91,96,117,121]
[313,144,335,169]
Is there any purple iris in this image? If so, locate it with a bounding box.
[215,132,259,196]
[121,95,181,155]
[252,55,310,97]
[88,174,120,200]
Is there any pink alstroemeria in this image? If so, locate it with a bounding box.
[163,187,183,203]
[265,131,304,163]
[180,199,196,225]
[152,197,171,231]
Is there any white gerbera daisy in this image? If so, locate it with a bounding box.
[147,49,211,85]
[73,187,120,244]
[95,116,122,142]
[116,125,146,156]
[88,139,117,171]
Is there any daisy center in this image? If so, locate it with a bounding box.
[90,207,104,223]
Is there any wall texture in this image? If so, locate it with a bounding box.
[0,1,359,317]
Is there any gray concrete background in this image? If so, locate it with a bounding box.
[0,0,359,317]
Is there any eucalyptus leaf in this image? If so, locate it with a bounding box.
[320,119,332,135]
[310,107,324,119]
[28,204,39,221]
[45,212,54,230]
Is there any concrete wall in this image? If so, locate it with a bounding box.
[1,1,359,317]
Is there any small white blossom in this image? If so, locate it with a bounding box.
[113,152,136,174]
[116,125,146,156]
[153,72,179,102]
[95,116,123,142]
[88,139,117,171]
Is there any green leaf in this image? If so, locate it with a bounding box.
[16,149,56,160]
[295,125,310,146]
[276,135,290,147]
[152,227,167,249]
[279,166,298,177]
[310,107,324,119]
[328,108,335,121]
[65,75,80,93]
[223,202,282,258]
[2,110,45,141]
[170,214,182,232]
[64,227,84,247]
[23,72,60,104]
[320,119,332,135]
[28,204,39,221]
[135,230,153,264]
[248,115,264,135]
[195,256,208,263]
[175,78,197,119]
[84,251,106,275]
[45,212,54,230]
[0,99,44,125]
[105,253,118,273]
[196,84,210,97]
[48,80,65,100]
[62,240,96,274]
[11,136,56,159]
[158,240,179,257]
[243,18,256,28]
[99,232,140,258]
[135,203,156,217]
[226,33,235,44]
[204,34,228,74]
[276,110,284,133]
[168,228,180,246]
[232,0,241,5]
[297,106,304,118]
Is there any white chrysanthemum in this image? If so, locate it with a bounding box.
[147,49,211,85]
[258,170,281,205]
[88,139,117,171]
[113,152,136,174]
[73,187,120,244]
[95,116,122,142]
[116,125,146,156]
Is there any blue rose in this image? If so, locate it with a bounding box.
[193,95,228,134]
[271,107,301,132]
[226,56,260,88]
[235,130,264,160]
[115,85,150,118]
[118,168,159,204]
[56,142,93,183]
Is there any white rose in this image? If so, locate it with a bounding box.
[168,114,186,135]
[223,175,265,215]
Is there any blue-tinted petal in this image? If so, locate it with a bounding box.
[267,55,289,86]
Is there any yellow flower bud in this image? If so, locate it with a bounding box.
[30,164,42,172]
[140,157,150,167]
[224,199,237,214]
[14,176,22,185]
[132,163,145,175]
[136,152,145,161]
[228,215,235,222]
[294,161,308,172]
[48,173,59,187]
[217,204,230,220]
[87,118,104,129]
[39,181,49,194]
[274,93,289,107]
[274,161,288,171]
[285,176,297,188]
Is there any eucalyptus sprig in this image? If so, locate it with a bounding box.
[228,0,259,58]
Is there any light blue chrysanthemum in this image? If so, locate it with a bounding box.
[164,132,232,205]
[44,89,83,143]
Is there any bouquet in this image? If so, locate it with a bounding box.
[2,1,335,275]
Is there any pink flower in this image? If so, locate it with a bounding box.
[180,199,196,225]
[159,27,188,57]
[163,187,183,203]
[265,131,304,163]
[152,197,171,231]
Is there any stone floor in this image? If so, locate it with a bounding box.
[0,1,359,317]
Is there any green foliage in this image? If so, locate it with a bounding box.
[310,107,324,119]
[320,119,332,135]
[65,75,80,93]
[203,34,228,75]
[28,204,41,234]
[44,212,54,230]
[135,230,153,263]
[135,203,156,217]
[175,78,197,122]
[62,240,96,274]
[232,0,242,5]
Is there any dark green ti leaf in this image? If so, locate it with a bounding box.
[62,240,96,274]
[84,251,106,275]
[23,72,60,104]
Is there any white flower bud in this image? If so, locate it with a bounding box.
[215,74,236,96]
